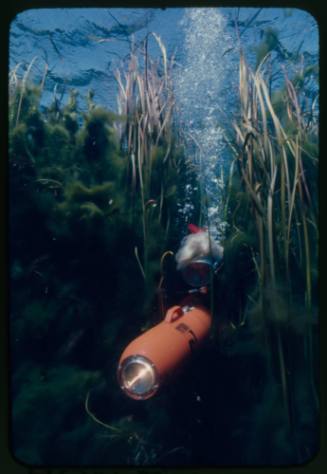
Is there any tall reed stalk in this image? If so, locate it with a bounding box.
[114,34,175,278]
[230,51,318,454]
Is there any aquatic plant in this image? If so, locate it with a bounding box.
[9,40,188,464]
[114,34,180,279]
[223,49,318,463]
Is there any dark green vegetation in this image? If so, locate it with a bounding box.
[218,50,319,464]
[9,43,201,466]
[9,33,318,466]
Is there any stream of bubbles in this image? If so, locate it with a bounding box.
[174,8,237,242]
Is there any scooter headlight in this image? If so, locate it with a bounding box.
[118,355,159,400]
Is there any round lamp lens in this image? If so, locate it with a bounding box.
[119,356,158,399]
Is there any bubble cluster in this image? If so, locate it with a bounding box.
[174,8,237,241]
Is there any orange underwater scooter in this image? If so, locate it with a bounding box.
[117,296,212,400]
[117,224,223,400]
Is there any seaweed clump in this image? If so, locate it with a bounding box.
[9,50,185,465]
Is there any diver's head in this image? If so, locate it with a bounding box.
[175,224,223,287]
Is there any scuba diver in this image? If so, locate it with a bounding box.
[86,223,224,410]
[117,223,224,400]
[160,223,224,311]
[176,223,223,289]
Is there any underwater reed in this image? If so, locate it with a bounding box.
[114,34,176,277]
[227,50,318,460]
[231,52,318,306]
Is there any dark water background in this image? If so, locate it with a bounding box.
[9,7,319,467]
